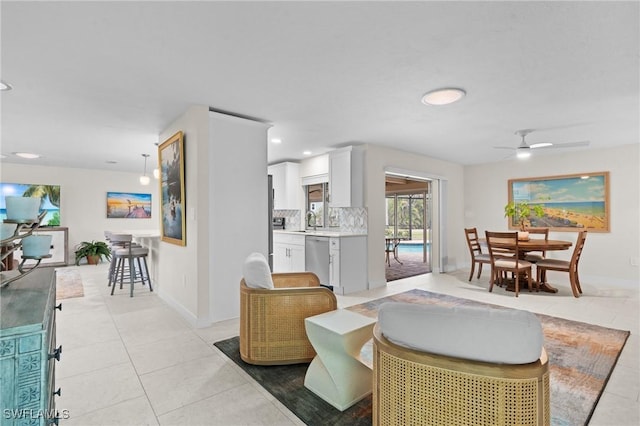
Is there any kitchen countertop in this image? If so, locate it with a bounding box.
[274,230,367,238]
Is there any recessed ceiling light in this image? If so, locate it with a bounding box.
[14,152,40,159]
[421,87,466,106]
[271,138,282,144]
[303,150,312,156]
[0,80,12,91]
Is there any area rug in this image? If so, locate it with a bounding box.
[55,268,84,299]
[385,252,431,282]
[215,289,629,426]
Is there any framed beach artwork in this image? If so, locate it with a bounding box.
[158,131,186,246]
[106,192,151,218]
[508,171,610,232]
[0,182,61,226]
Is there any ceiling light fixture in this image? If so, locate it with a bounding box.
[0,80,12,91]
[140,154,150,185]
[303,150,312,156]
[14,152,40,159]
[516,150,531,159]
[421,87,466,106]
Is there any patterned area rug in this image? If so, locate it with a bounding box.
[347,289,630,426]
[385,252,431,281]
[55,268,84,300]
[215,289,629,426]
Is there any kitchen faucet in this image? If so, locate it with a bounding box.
[306,210,317,230]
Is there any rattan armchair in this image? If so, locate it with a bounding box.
[240,272,337,365]
[372,322,550,426]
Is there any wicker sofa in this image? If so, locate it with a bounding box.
[372,302,550,426]
[239,267,337,365]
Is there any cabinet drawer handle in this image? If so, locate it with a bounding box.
[55,303,62,311]
[49,345,62,361]
[54,387,62,397]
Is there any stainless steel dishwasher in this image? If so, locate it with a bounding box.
[305,236,330,287]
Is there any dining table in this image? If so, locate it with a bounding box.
[481,237,573,293]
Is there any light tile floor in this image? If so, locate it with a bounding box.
[56,264,639,425]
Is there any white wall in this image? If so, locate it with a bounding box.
[157,106,269,326]
[0,163,159,263]
[208,112,269,322]
[464,144,639,286]
[363,145,466,288]
[157,105,210,324]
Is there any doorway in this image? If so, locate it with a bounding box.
[385,174,432,281]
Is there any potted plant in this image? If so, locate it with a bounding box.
[504,201,545,240]
[74,240,111,265]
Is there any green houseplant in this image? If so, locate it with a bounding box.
[74,240,111,265]
[504,201,545,235]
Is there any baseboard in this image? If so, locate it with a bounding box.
[157,288,201,327]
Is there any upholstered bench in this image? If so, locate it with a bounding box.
[373,302,550,426]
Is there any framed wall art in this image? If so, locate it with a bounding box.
[0,182,61,226]
[158,131,186,245]
[508,171,610,232]
[106,192,151,218]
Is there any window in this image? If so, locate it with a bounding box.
[306,182,329,228]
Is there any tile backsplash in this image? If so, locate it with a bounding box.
[273,209,301,229]
[274,207,367,234]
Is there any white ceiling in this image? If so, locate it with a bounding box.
[1,1,638,173]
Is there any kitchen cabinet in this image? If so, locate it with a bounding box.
[268,162,301,210]
[0,268,61,425]
[329,235,367,294]
[273,233,305,273]
[328,146,364,208]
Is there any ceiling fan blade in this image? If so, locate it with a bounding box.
[492,146,516,150]
[549,140,591,148]
[529,142,553,149]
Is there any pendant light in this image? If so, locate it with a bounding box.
[140,154,150,185]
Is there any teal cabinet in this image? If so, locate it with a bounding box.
[1,269,59,425]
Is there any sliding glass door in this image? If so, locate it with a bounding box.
[385,179,432,265]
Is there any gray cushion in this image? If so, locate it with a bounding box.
[475,253,491,261]
[242,252,274,289]
[378,302,543,364]
[115,247,148,256]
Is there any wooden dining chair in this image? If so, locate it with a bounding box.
[464,228,491,281]
[524,227,549,263]
[536,230,587,298]
[485,231,534,297]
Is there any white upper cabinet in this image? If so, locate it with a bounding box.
[268,162,301,210]
[328,146,364,208]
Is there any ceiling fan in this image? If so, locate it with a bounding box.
[494,129,590,159]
